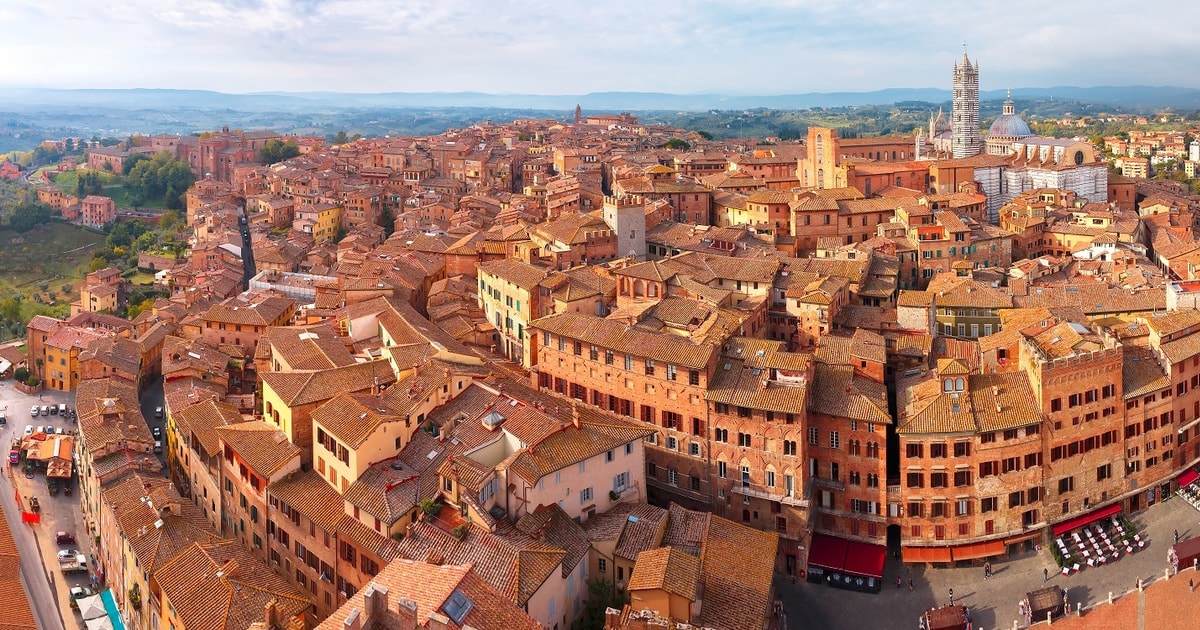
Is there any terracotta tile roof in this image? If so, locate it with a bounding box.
[628,546,700,600]
[336,514,403,562]
[268,470,345,533]
[315,559,541,630]
[478,258,550,290]
[202,294,296,327]
[514,504,590,577]
[262,360,396,406]
[154,540,312,630]
[613,503,670,562]
[214,421,300,477]
[395,521,565,607]
[174,400,247,457]
[105,474,222,573]
[260,324,357,370]
[661,504,710,556]
[810,364,891,423]
[900,370,1040,434]
[506,406,654,486]
[695,516,779,630]
[343,461,424,525]
[0,503,36,630]
[1123,353,1170,400]
[531,311,718,369]
[706,347,813,414]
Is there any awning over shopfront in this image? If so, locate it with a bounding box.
[1051,503,1122,536]
[902,545,953,564]
[1179,469,1199,487]
[952,540,1006,561]
[808,533,885,578]
[844,540,887,579]
[807,533,849,571]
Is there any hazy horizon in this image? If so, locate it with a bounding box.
[6,1,1199,95]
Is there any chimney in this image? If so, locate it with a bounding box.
[425,612,452,630]
[264,599,279,629]
[605,607,624,628]
[396,598,418,630]
[426,549,445,566]
[363,584,390,619]
[342,609,362,630]
[572,402,581,429]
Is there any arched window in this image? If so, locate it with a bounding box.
[955,378,965,392]
[943,378,953,392]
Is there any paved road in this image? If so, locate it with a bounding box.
[0,469,65,630]
[0,381,80,630]
[779,496,1200,630]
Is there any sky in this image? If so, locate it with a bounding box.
[3,1,1198,95]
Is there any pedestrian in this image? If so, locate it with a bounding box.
[909,576,914,591]
[1190,578,1195,593]
[1177,529,1181,545]
[984,561,991,580]
[1044,567,1049,583]
[949,587,954,605]
[896,576,902,588]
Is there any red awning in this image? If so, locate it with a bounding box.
[1179,469,1199,487]
[902,545,953,564]
[1051,503,1123,536]
[843,540,887,578]
[807,533,849,570]
[952,540,1006,561]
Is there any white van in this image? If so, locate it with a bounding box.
[58,404,67,415]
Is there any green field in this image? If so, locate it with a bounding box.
[43,168,165,209]
[0,222,105,320]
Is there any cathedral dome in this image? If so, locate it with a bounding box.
[987,95,1032,138]
[988,113,1032,138]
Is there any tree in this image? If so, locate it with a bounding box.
[75,171,103,198]
[662,138,690,151]
[260,139,301,165]
[379,205,395,237]
[7,200,52,232]
[158,209,180,232]
[123,152,150,175]
[13,367,28,383]
[578,578,628,630]
[125,151,194,208]
[695,130,713,140]
[331,131,351,145]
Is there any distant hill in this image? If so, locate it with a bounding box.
[4,86,1200,112]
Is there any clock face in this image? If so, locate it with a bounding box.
[1074,150,1084,165]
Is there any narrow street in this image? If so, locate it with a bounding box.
[0,382,84,630]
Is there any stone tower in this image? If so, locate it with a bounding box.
[951,48,982,158]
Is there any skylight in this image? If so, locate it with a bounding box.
[443,589,474,624]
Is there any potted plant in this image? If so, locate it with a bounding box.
[451,524,468,540]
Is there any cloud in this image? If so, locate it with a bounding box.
[4,1,1200,94]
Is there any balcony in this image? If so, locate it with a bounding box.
[731,484,807,508]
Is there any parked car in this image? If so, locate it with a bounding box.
[35,426,45,435]
[0,414,6,425]
[55,531,76,545]
[39,406,48,416]
[69,586,92,600]
[152,426,162,438]
[49,405,57,415]
[58,404,67,415]
[57,548,79,560]
[23,425,32,436]
[55,427,64,435]
[155,406,164,419]
[30,406,38,417]
[153,441,162,454]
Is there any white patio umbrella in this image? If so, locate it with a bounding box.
[77,595,106,621]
